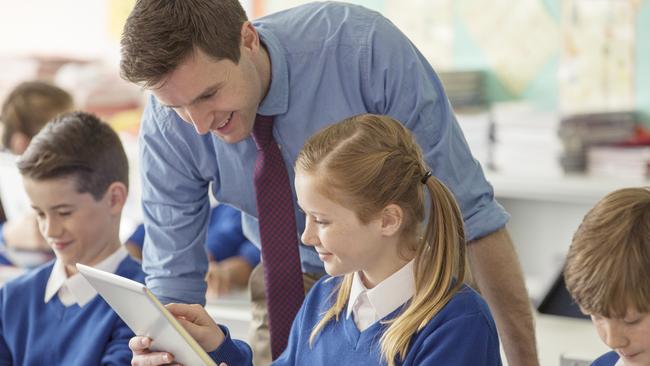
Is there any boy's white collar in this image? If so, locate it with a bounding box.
[44,246,128,307]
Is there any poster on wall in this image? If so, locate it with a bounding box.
[457,0,559,96]
[559,0,639,114]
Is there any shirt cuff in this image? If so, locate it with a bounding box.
[207,325,252,365]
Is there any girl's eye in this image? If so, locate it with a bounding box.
[58,212,72,217]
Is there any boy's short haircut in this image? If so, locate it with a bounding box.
[564,187,650,318]
[120,0,248,88]
[17,111,129,200]
[0,81,73,149]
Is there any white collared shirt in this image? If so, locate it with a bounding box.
[615,357,625,366]
[346,260,415,331]
[44,246,128,307]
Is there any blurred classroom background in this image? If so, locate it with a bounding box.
[1,1,648,365]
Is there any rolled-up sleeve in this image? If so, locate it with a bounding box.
[362,15,509,241]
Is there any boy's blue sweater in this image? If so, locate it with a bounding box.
[213,276,502,366]
[592,351,620,365]
[0,256,144,365]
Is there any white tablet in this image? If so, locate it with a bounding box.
[76,263,217,366]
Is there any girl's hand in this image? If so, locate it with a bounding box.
[128,303,226,365]
[129,336,178,365]
[166,303,225,351]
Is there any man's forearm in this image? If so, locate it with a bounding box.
[468,227,539,366]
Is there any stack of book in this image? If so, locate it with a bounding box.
[558,111,638,173]
[587,145,650,180]
[438,70,486,109]
[490,102,562,176]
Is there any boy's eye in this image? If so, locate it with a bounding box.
[58,211,72,217]
[623,317,642,325]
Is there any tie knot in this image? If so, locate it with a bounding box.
[252,114,275,149]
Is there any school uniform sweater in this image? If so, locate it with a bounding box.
[0,256,144,365]
[592,351,622,365]
[212,276,502,365]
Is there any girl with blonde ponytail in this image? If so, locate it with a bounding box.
[286,114,501,365]
[128,114,502,366]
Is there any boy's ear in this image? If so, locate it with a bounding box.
[380,204,403,237]
[104,182,128,215]
[9,132,30,155]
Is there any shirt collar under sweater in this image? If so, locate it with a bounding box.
[346,260,415,331]
[44,246,128,307]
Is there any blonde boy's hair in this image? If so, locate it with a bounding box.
[564,187,650,318]
[295,114,466,366]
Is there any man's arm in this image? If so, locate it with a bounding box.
[469,227,539,366]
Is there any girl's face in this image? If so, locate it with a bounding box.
[295,171,402,287]
[590,310,650,366]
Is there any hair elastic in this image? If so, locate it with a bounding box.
[421,171,432,184]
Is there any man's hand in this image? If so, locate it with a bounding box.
[205,257,254,298]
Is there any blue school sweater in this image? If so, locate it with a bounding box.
[0,256,144,365]
[213,276,502,365]
[592,351,620,365]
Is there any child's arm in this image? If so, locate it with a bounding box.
[101,316,139,365]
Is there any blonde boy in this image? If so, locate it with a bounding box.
[0,111,144,365]
[565,187,650,366]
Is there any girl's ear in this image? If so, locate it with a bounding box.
[380,204,403,237]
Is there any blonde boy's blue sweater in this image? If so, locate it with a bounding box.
[592,351,619,365]
[212,276,502,365]
[0,256,144,365]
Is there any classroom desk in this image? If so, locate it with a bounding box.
[205,292,610,366]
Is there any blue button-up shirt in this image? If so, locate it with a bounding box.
[139,2,509,304]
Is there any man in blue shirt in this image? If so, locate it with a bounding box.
[120,1,538,365]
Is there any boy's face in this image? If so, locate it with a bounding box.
[23,176,120,275]
[591,310,650,365]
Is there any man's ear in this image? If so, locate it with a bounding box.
[240,21,260,52]
[380,204,403,237]
[104,182,128,215]
[9,132,30,155]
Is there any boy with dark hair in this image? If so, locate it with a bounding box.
[0,111,144,365]
[564,187,650,366]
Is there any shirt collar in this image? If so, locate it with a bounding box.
[346,260,415,321]
[44,246,128,307]
[255,27,289,116]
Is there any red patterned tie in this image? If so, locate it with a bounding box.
[252,114,305,359]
